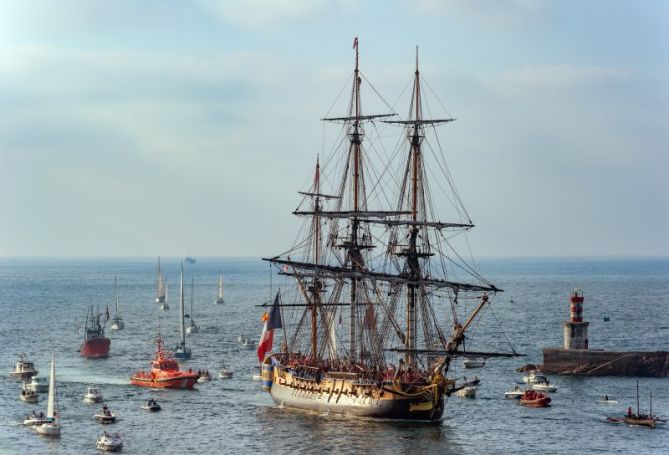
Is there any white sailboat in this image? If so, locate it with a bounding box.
[186,277,199,334]
[160,282,170,310]
[110,276,124,330]
[34,353,60,437]
[155,256,168,307]
[173,264,191,360]
[215,273,224,304]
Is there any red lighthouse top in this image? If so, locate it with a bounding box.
[569,289,584,322]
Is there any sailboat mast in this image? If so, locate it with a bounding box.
[637,380,640,415]
[157,256,162,296]
[47,353,55,418]
[405,47,423,365]
[114,275,119,316]
[179,265,185,347]
[348,38,363,361]
[310,158,322,360]
[190,276,194,317]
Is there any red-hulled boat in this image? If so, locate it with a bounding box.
[519,390,552,407]
[79,305,111,358]
[130,336,198,389]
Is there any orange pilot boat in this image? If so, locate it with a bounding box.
[130,336,198,389]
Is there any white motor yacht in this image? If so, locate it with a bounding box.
[84,387,104,404]
[10,354,38,379]
[96,431,123,452]
[27,375,49,393]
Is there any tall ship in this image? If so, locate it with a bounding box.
[79,305,111,358]
[261,41,512,421]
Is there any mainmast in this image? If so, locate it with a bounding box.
[310,157,322,360]
[179,263,185,348]
[349,37,363,360]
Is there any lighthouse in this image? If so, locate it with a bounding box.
[563,289,589,350]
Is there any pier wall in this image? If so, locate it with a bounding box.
[542,348,669,377]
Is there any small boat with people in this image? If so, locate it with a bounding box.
[598,395,618,404]
[96,431,123,452]
[9,354,38,379]
[27,375,49,393]
[519,390,552,407]
[141,398,161,412]
[24,410,49,426]
[219,361,233,379]
[94,404,117,424]
[607,381,663,428]
[84,387,104,404]
[20,382,39,403]
[130,335,198,389]
[196,369,212,383]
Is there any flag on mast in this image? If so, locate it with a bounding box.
[257,291,283,362]
[352,36,358,49]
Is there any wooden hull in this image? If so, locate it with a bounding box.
[268,366,445,421]
[624,417,656,428]
[80,338,111,358]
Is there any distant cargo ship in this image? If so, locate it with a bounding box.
[542,290,668,377]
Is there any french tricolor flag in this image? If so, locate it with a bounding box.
[257,291,283,362]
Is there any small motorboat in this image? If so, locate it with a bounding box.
[141,399,161,412]
[454,385,477,398]
[219,362,233,379]
[96,431,123,452]
[27,375,49,393]
[241,339,254,350]
[519,390,552,407]
[84,387,104,404]
[523,370,558,392]
[252,365,262,381]
[598,395,618,404]
[463,376,480,387]
[20,382,39,403]
[463,358,485,369]
[197,369,212,383]
[505,386,525,400]
[95,404,117,424]
[9,354,38,379]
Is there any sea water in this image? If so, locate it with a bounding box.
[0,257,667,454]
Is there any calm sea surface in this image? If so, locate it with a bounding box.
[0,257,667,454]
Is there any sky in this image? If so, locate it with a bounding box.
[0,0,667,258]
